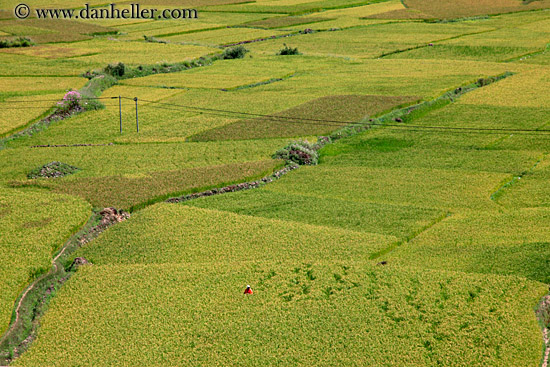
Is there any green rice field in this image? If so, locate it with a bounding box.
[0,0,549,365]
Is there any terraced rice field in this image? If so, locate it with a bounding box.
[189,94,420,141]
[245,22,495,58]
[403,0,550,19]
[0,93,63,136]
[0,0,549,365]
[0,19,115,43]
[0,188,90,336]
[14,261,545,366]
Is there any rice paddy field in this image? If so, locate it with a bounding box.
[0,0,549,366]
[0,188,90,337]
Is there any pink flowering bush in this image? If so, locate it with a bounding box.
[56,90,82,113]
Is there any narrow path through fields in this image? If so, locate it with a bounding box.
[1,51,548,365]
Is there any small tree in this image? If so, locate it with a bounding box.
[104,62,126,77]
[277,44,301,55]
[221,45,249,59]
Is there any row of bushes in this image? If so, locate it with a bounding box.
[83,45,251,81]
[0,37,33,48]
[87,42,299,81]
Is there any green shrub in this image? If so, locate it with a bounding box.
[0,37,33,48]
[221,45,249,60]
[144,35,167,44]
[104,62,126,77]
[273,140,319,165]
[277,44,301,55]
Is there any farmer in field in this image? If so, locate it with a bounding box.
[244,285,253,294]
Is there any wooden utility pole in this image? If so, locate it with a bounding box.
[134,97,139,133]
[119,95,122,134]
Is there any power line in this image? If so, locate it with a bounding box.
[0,97,115,104]
[381,126,550,136]
[0,104,120,110]
[142,102,346,127]
[143,102,550,135]
[137,97,550,135]
[3,94,550,136]
[138,98,357,126]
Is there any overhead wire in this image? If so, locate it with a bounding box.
[137,97,550,135]
[0,96,115,104]
[4,95,550,135]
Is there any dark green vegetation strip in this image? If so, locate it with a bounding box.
[0,37,33,49]
[189,95,420,141]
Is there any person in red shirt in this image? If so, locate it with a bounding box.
[244,285,253,294]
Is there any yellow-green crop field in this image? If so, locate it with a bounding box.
[403,0,550,19]
[190,94,420,141]
[0,187,90,336]
[121,55,299,89]
[0,140,286,181]
[0,93,62,136]
[0,53,89,76]
[204,0,378,14]
[163,27,292,46]
[461,70,550,108]
[1,0,550,365]
[115,12,277,40]
[245,22,495,58]
[384,208,550,282]
[12,262,546,366]
[0,19,115,43]
[0,76,86,94]
[36,159,281,210]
